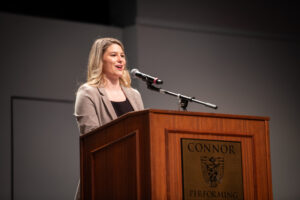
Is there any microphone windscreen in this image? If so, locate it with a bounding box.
[130,68,139,76]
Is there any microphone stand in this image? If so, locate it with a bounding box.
[146,82,218,111]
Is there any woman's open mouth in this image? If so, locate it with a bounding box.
[115,65,123,70]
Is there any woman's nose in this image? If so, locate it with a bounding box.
[117,55,124,62]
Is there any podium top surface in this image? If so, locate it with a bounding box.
[145,109,269,120]
[80,109,269,138]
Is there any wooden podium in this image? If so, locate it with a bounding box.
[80,109,273,200]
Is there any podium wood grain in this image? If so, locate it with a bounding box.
[80,109,273,200]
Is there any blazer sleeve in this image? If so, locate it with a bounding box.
[74,85,100,135]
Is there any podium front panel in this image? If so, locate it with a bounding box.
[80,109,272,200]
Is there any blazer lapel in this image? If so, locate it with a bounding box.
[97,87,118,120]
[122,86,138,111]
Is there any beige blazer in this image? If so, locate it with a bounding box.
[74,83,144,135]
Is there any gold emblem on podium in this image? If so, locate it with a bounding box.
[200,156,224,188]
[181,139,244,200]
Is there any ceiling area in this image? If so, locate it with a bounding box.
[0,1,135,27]
[1,1,299,37]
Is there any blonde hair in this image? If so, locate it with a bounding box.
[86,37,131,87]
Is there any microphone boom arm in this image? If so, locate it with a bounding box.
[146,82,218,111]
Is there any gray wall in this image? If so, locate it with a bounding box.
[135,23,299,200]
[1,1,300,199]
[137,0,299,37]
[135,2,299,199]
[13,99,78,200]
[0,12,122,199]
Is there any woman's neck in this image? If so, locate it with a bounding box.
[103,77,126,102]
[104,77,121,90]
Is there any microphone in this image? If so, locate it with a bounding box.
[130,68,163,85]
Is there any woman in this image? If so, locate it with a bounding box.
[75,37,144,135]
[73,37,144,199]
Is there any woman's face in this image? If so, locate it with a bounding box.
[102,43,126,81]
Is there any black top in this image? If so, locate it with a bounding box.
[111,98,134,117]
